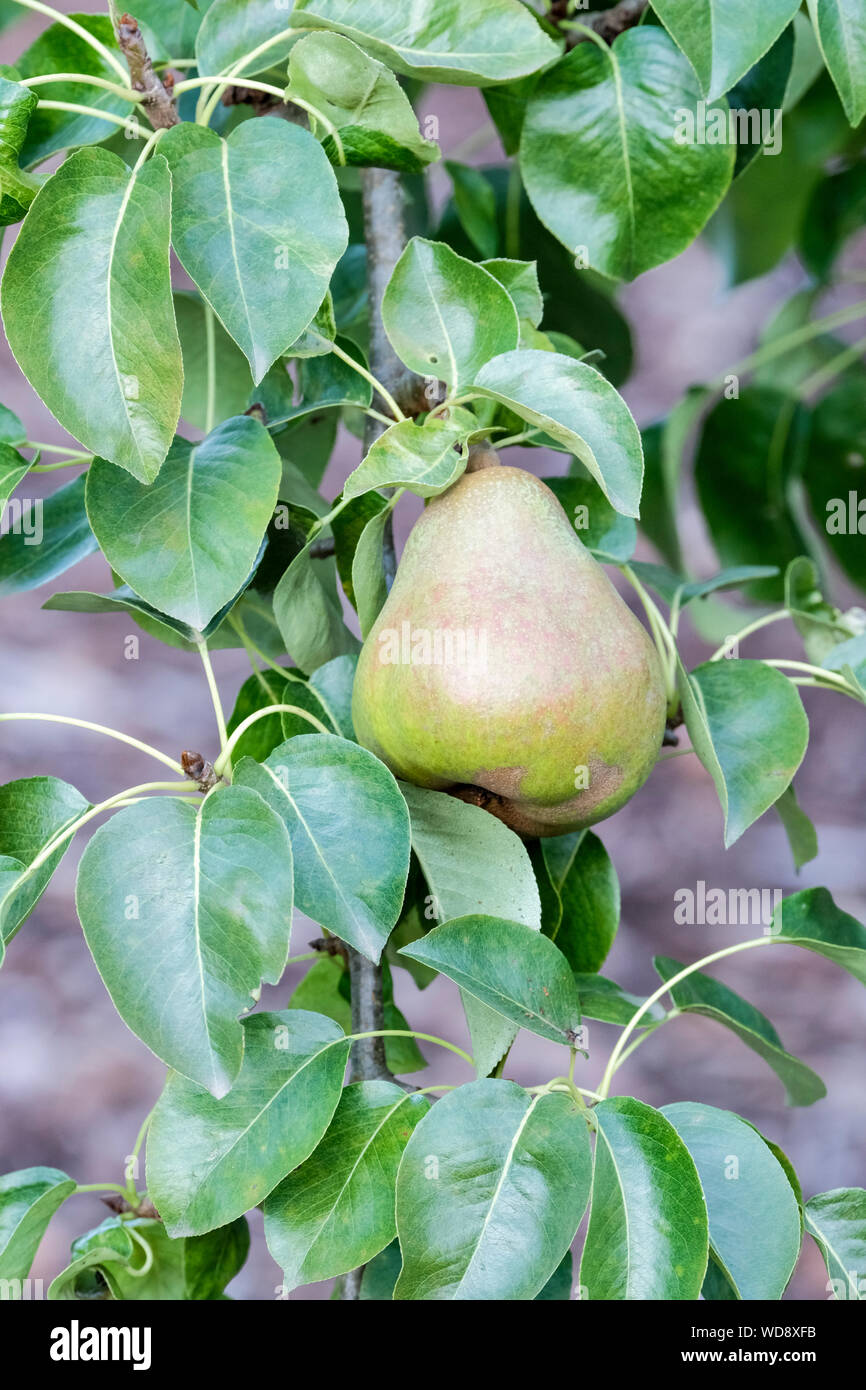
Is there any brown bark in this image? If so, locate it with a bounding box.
[117,13,179,129]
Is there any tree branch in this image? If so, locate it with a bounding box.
[336,169,427,1302]
[553,0,649,46]
[117,13,179,128]
[361,168,430,434]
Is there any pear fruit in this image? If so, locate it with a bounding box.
[351,455,666,837]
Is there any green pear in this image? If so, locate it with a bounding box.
[352,457,666,837]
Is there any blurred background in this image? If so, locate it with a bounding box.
[1,1,864,1300]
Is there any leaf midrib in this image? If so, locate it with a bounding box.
[178,1033,348,1223]
[453,1092,542,1296]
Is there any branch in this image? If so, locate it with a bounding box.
[220,85,307,125]
[361,168,430,438]
[117,13,179,128]
[554,0,649,46]
[337,169,426,1301]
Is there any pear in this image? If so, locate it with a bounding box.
[351,455,666,837]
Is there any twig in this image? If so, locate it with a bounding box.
[555,0,649,47]
[116,12,179,128]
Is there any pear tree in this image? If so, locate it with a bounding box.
[0,0,865,1308]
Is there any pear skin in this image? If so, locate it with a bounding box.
[352,463,666,837]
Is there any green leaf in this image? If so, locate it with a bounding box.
[234,735,410,962]
[803,378,866,591]
[638,388,708,570]
[805,1188,866,1299]
[520,28,734,280]
[475,350,643,517]
[383,238,519,393]
[284,294,336,361]
[48,1223,137,1301]
[801,163,866,278]
[0,0,22,32]
[86,417,281,630]
[770,886,866,986]
[287,32,438,172]
[0,775,88,960]
[395,1081,591,1300]
[399,783,540,928]
[543,475,636,564]
[273,538,360,674]
[76,786,294,1097]
[344,414,473,501]
[535,1250,573,1300]
[291,0,561,86]
[580,1097,709,1300]
[629,562,783,608]
[268,337,373,427]
[0,443,32,522]
[227,667,335,763]
[662,1102,801,1299]
[289,953,351,1020]
[43,575,256,649]
[695,388,810,602]
[0,1167,75,1284]
[359,1238,401,1299]
[539,830,620,974]
[824,634,866,701]
[481,258,544,328]
[0,400,25,447]
[307,653,358,738]
[400,915,581,1046]
[446,162,498,258]
[184,1217,250,1299]
[399,783,541,1075]
[174,292,254,431]
[654,956,826,1106]
[573,973,664,1027]
[681,565,784,603]
[758,1134,806,1237]
[807,0,866,125]
[352,507,390,639]
[2,148,181,482]
[705,70,857,286]
[678,658,809,847]
[440,169,634,387]
[726,26,795,177]
[133,0,213,58]
[774,784,819,872]
[12,16,130,167]
[264,1081,429,1288]
[195,0,297,77]
[0,475,98,597]
[146,1010,350,1236]
[652,0,800,101]
[160,120,348,383]
[51,1214,249,1300]
[0,75,39,225]
[276,410,338,491]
